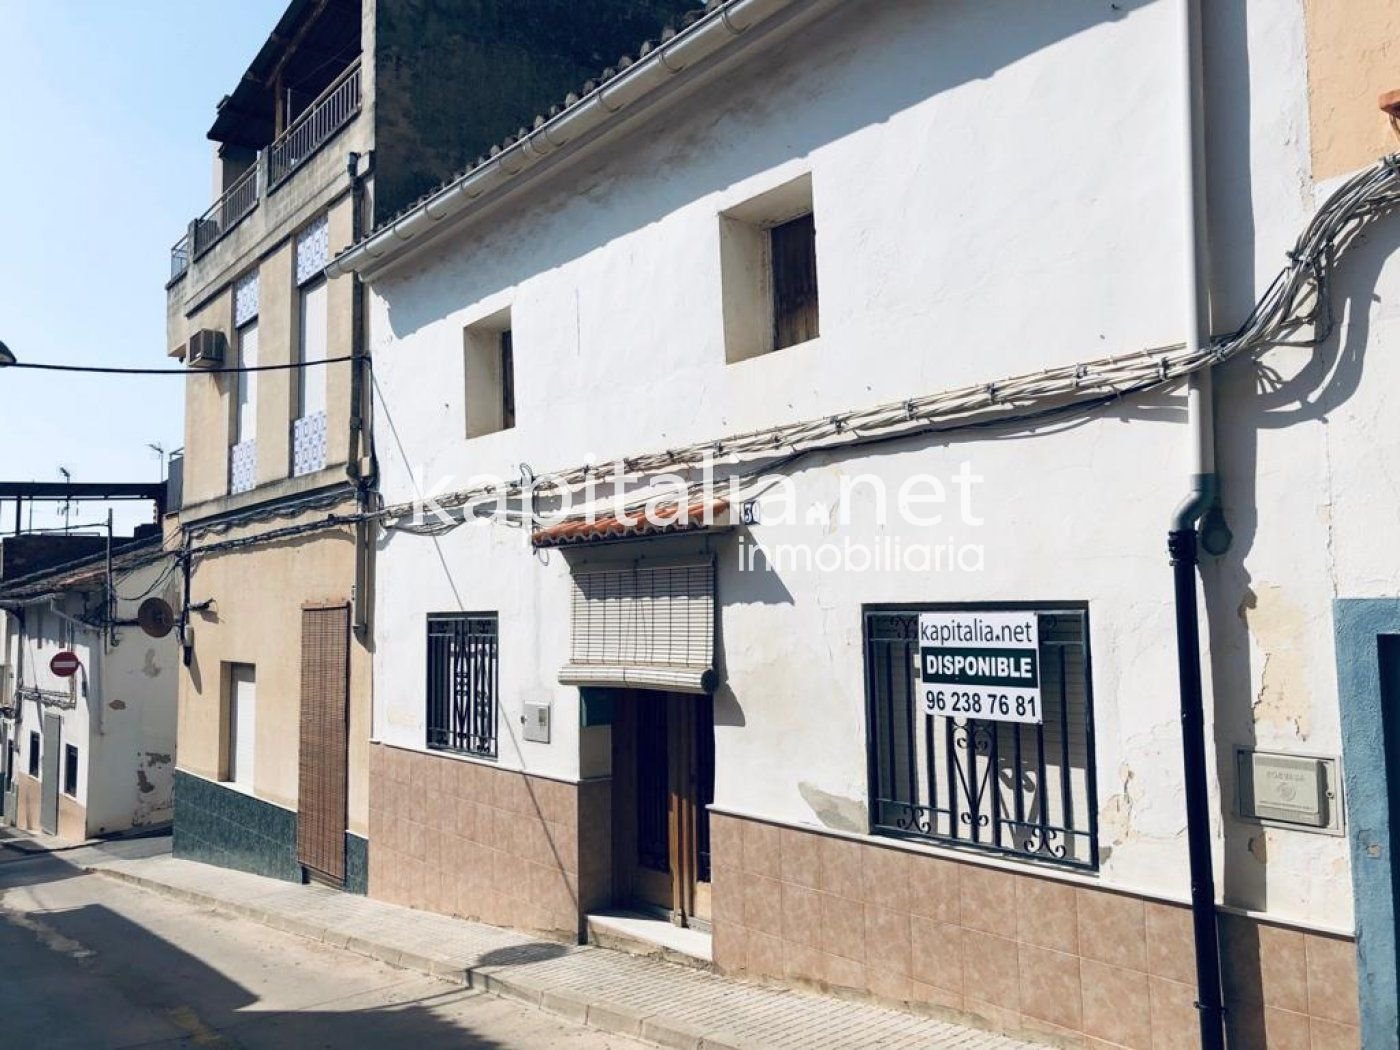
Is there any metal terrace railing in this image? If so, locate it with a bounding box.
[169,59,361,279]
[267,60,361,190]
[192,163,260,260]
[170,234,191,281]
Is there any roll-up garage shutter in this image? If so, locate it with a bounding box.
[559,561,717,694]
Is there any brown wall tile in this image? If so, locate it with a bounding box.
[744,874,784,937]
[908,853,960,925]
[1148,976,1199,1050]
[959,866,1018,938]
[781,882,823,950]
[747,929,785,979]
[819,892,866,963]
[711,867,744,927]
[867,963,912,1005]
[1227,1000,1311,1050]
[862,844,909,912]
[912,979,964,1015]
[742,820,782,880]
[1304,932,1360,1028]
[818,836,865,900]
[1016,875,1078,954]
[1221,914,1309,1014]
[1308,1017,1361,1050]
[1017,943,1083,1031]
[780,826,821,888]
[784,939,824,984]
[1144,901,1194,985]
[962,930,1019,1012]
[1081,958,1151,1049]
[712,915,745,973]
[822,951,867,993]
[864,904,911,977]
[710,813,742,873]
[687,812,1358,1050]
[911,915,963,994]
[1077,886,1146,972]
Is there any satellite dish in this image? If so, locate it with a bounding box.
[137,597,176,639]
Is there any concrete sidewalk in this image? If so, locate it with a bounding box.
[79,846,1039,1050]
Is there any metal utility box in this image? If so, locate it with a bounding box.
[522,700,551,744]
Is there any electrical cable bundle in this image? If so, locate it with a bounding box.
[377,155,1400,537]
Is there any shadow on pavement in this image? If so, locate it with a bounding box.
[0,844,522,1049]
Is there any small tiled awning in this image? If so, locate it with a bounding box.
[558,560,718,695]
[532,498,729,549]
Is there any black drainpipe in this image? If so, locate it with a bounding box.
[1170,478,1225,1050]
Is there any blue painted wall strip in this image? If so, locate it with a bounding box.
[1332,598,1400,1047]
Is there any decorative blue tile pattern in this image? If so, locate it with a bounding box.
[295,215,330,286]
[229,439,257,494]
[292,411,328,476]
[234,270,260,327]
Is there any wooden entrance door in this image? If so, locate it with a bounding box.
[625,691,714,926]
[297,604,350,885]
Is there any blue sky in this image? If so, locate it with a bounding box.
[0,0,286,534]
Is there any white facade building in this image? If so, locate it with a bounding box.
[332,1,1400,1045]
[0,537,179,840]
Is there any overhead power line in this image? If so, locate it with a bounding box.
[1,354,363,376]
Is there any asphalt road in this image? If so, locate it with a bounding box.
[0,848,644,1049]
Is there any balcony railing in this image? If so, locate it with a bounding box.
[267,60,361,190]
[170,234,191,281]
[192,162,260,260]
[170,58,361,279]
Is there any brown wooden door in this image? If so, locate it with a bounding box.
[297,604,350,884]
[627,692,714,925]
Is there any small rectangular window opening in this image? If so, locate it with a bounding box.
[63,744,78,797]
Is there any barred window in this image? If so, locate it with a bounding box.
[427,613,499,759]
[864,606,1098,870]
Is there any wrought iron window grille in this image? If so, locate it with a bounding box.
[863,606,1099,871]
[426,613,499,759]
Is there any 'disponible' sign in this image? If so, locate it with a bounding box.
[917,611,1043,724]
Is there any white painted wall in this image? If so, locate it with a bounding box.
[366,0,1382,932]
[8,554,179,836]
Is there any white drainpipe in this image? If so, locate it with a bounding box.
[1168,1,1224,1048]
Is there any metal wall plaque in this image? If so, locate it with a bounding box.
[1236,749,1341,833]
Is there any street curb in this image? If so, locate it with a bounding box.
[86,864,737,1049]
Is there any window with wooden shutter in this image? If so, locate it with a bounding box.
[771,212,819,350]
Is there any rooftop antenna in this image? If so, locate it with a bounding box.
[58,466,72,534]
[148,442,166,483]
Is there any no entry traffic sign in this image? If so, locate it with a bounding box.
[49,650,81,678]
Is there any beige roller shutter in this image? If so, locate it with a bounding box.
[559,561,717,694]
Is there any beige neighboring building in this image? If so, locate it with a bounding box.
[165,0,713,891]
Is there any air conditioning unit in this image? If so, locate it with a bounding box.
[187,329,227,369]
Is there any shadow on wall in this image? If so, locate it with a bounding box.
[381,0,1146,340]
